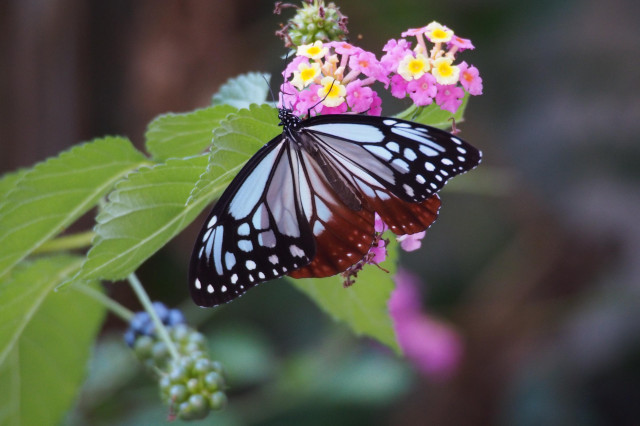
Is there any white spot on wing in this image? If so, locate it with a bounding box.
[416,174,426,184]
[425,162,435,172]
[269,254,279,264]
[221,285,227,293]
[383,119,396,126]
[207,215,217,228]
[238,239,253,252]
[403,184,415,197]
[442,158,454,166]
[258,230,276,248]
[392,158,410,173]
[207,284,214,293]
[238,223,250,236]
[404,148,417,161]
[225,252,236,269]
[386,141,400,153]
[231,274,238,284]
[365,145,393,161]
[246,260,256,270]
[419,145,439,157]
[195,278,202,290]
[290,244,305,257]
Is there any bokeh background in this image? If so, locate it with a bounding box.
[2,0,639,424]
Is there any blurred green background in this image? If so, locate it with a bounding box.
[2,0,639,424]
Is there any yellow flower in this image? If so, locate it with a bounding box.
[297,41,327,60]
[317,76,346,107]
[425,22,453,43]
[431,57,460,85]
[291,62,321,90]
[397,53,430,81]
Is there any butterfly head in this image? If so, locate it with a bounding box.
[278,108,302,131]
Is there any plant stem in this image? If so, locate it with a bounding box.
[127,272,180,361]
[74,283,135,322]
[32,231,95,254]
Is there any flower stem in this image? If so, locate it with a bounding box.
[127,272,180,361]
[74,283,134,322]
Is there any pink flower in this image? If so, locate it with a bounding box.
[401,26,428,38]
[407,73,437,106]
[348,51,387,83]
[326,40,363,56]
[435,84,465,113]
[380,38,412,74]
[389,269,463,380]
[369,239,387,264]
[279,82,299,111]
[396,231,427,251]
[458,61,483,95]
[319,103,348,115]
[346,80,374,113]
[374,213,388,233]
[448,35,475,52]
[283,56,309,79]
[390,74,409,98]
[294,84,323,116]
[368,93,382,116]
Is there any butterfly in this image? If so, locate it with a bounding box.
[189,108,481,307]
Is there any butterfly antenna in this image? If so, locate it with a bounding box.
[261,74,277,105]
[307,78,336,117]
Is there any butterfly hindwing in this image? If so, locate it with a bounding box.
[189,136,315,307]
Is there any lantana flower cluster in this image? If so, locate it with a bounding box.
[280,21,482,116]
[382,22,482,113]
[281,40,387,117]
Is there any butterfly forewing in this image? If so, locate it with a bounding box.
[189,137,315,307]
[303,115,481,205]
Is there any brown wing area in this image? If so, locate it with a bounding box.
[365,191,441,235]
[289,150,376,279]
[289,201,374,278]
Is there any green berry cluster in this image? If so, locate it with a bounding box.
[160,353,227,420]
[131,323,207,371]
[125,303,227,421]
[276,0,349,47]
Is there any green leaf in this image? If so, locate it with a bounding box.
[0,168,27,211]
[395,93,470,130]
[74,155,212,282]
[290,239,400,353]
[145,105,237,161]
[74,105,281,284]
[211,72,273,109]
[0,255,106,426]
[188,104,281,205]
[0,137,148,279]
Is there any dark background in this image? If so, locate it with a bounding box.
[2,0,639,425]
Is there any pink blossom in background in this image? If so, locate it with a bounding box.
[389,269,463,380]
[396,231,426,251]
[374,213,388,233]
[369,239,387,264]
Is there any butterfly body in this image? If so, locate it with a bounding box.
[189,108,481,307]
